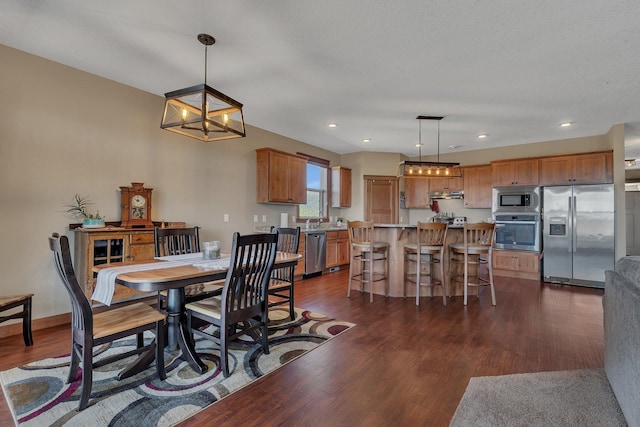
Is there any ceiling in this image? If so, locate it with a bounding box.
[3,0,640,162]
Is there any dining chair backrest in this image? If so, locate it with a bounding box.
[269,226,300,281]
[154,226,200,257]
[463,222,496,247]
[348,220,375,246]
[48,233,93,334]
[416,221,448,247]
[222,232,278,323]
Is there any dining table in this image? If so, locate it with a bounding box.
[92,251,300,377]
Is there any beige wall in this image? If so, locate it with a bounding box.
[0,45,340,321]
[0,43,627,325]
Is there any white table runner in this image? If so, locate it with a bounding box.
[93,254,231,306]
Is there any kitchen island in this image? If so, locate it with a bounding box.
[348,223,471,299]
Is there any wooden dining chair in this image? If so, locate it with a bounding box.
[48,233,166,411]
[186,232,278,377]
[268,226,300,320]
[154,226,223,310]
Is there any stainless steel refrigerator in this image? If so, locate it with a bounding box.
[542,184,614,288]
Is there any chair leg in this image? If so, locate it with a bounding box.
[463,252,469,306]
[347,251,354,298]
[488,253,496,306]
[156,320,166,380]
[68,341,80,384]
[415,252,420,306]
[289,284,295,320]
[79,342,93,410]
[22,297,33,346]
[440,251,447,306]
[369,251,374,303]
[221,325,230,378]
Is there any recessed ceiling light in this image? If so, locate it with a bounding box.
[415,143,423,147]
[362,138,371,143]
[448,144,461,150]
[478,134,488,139]
[328,123,337,128]
[560,122,572,127]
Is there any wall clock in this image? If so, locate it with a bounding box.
[119,182,153,228]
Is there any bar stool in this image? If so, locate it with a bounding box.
[347,220,389,303]
[404,221,448,306]
[450,222,496,306]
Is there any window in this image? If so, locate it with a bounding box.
[298,156,329,221]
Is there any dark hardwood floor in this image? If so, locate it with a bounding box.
[0,269,605,426]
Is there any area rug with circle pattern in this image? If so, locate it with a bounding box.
[0,307,355,426]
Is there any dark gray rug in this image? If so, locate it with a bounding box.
[450,368,627,427]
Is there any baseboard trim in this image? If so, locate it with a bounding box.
[0,312,70,339]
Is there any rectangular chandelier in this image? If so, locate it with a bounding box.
[161,84,245,142]
[398,161,462,178]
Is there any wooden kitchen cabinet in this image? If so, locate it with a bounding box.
[331,166,352,207]
[429,176,463,192]
[256,148,308,204]
[404,178,430,208]
[326,230,350,268]
[491,158,539,187]
[74,228,156,303]
[492,250,540,280]
[539,151,613,186]
[463,165,492,208]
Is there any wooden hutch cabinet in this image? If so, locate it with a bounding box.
[331,166,352,207]
[74,227,156,304]
[256,148,307,204]
[539,151,613,185]
[463,165,492,208]
[491,158,539,187]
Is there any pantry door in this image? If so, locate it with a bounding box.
[364,175,398,224]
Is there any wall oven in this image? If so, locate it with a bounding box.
[494,214,541,252]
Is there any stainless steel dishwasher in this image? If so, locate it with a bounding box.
[304,231,326,278]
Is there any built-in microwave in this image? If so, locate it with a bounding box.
[492,186,540,215]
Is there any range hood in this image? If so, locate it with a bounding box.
[430,190,464,200]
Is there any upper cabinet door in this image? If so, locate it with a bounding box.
[256,148,308,204]
[463,165,492,208]
[331,166,352,207]
[572,152,613,184]
[404,178,430,208]
[539,152,612,186]
[492,159,539,186]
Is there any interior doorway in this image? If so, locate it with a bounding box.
[364,175,398,224]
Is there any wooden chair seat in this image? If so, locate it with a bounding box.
[92,302,166,340]
[0,294,34,346]
[186,296,223,320]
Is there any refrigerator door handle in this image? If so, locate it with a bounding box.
[572,195,578,253]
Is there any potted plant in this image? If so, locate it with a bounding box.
[66,194,105,228]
